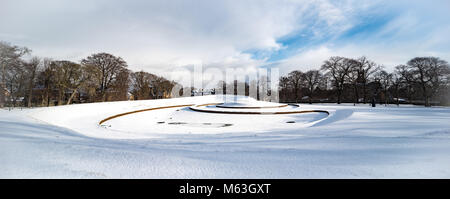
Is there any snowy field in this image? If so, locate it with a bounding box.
[1,95,450,178]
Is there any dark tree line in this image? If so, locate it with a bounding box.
[0,41,175,108]
[279,56,450,107]
[2,41,449,108]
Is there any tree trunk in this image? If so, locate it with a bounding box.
[46,88,50,107]
[1,63,4,108]
[294,85,298,103]
[0,84,4,108]
[58,88,64,106]
[396,86,399,107]
[15,79,23,107]
[384,92,387,106]
[407,85,412,104]
[371,86,378,107]
[27,70,36,107]
[384,86,387,106]
[41,94,46,107]
[363,82,367,104]
[67,88,78,105]
[422,85,430,107]
[337,89,342,104]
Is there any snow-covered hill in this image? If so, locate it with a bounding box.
[1,95,450,178]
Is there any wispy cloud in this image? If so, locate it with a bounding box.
[271,0,450,74]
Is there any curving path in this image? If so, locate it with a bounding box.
[99,104,194,125]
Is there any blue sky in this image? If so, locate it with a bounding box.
[267,0,450,73]
[1,0,449,77]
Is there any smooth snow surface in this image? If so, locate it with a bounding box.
[1,95,450,178]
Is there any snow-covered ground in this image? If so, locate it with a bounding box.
[1,95,450,178]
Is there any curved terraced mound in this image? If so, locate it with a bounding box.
[99,96,329,135]
[190,103,328,115]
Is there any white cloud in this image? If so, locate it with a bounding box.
[1,0,302,68]
[1,0,448,83]
[272,0,450,75]
[0,0,369,67]
[274,40,450,76]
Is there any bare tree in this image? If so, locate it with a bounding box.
[375,70,392,106]
[7,61,27,107]
[345,58,362,105]
[131,71,175,100]
[390,73,402,106]
[303,70,323,104]
[0,41,30,107]
[428,57,450,104]
[81,53,128,102]
[49,61,82,105]
[36,58,55,106]
[66,63,92,105]
[395,64,415,103]
[24,57,41,107]
[405,57,450,107]
[81,64,101,103]
[109,68,130,101]
[152,76,175,99]
[287,70,304,103]
[131,71,156,100]
[278,76,291,102]
[321,56,351,104]
[354,56,381,104]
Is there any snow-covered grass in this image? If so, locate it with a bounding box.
[1,95,450,178]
